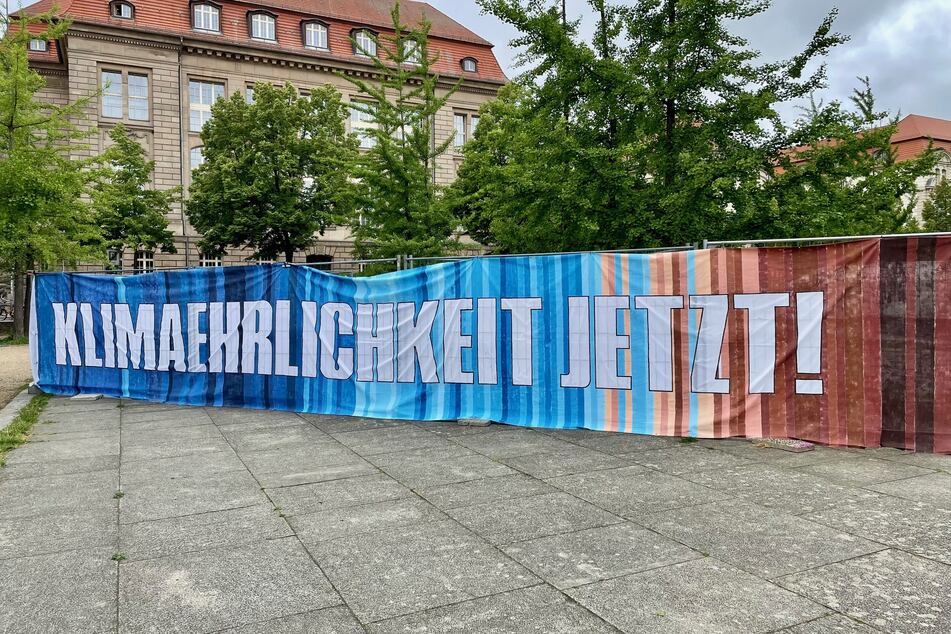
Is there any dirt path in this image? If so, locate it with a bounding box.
[0,345,30,409]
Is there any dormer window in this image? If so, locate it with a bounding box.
[353,29,377,57]
[192,2,220,33]
[28,39,48,52]
[302,20,328,50]
[461,57,477,73]
[249,11,276,41]
[110,1,134,19]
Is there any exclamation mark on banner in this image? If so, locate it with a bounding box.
[795,292,824,395]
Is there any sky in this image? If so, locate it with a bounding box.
[424,0,951,123]
[15,0,951,122]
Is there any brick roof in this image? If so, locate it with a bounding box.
[24,0,506,82]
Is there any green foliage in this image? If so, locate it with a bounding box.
[451,0,928,252]
[0,12,102,272]
[92,124,178,260]
[341,4,460,261]
[0,394,50,468]
[920,174,951,232]
[186,82,357,262]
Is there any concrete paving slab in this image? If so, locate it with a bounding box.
[447,491,623,546]
[503,522,701,589]
[0,548,117,633]
[805,494,951,566]
[417,473,557,510]
[266,473,412,516]
[793,455,936,487]
[122,426,232,461]
[626,444,756,475]
[302,413,408,434]
[12,434,120,463]
[866,472,951,509]
[119,504,293,561]
[206,408,305,431]
[120,408,212,425]
[237,443,376,488]
[120,468,265,524]
[368,584,618,634]
[696,439,846,467]
[451,429,578,458]
[776,614,880,633]
[120,537,341,633]
[779,549,951,633]
[640,500,883,579]
[372,444,516,489]
[121,450,246,483]
[411,419,505,437]
[309,519,537,623]
[501,448,633,479]
[219,606,364,633]
[543,429,681,454]
[0,506,116,560]
[220,424,331,453]
[0,453,119,481]
[291,496,446,542]
[567,557,826,634]
[331,425,450,456]
[0,469,118,519]
[548,465,733,518]
[683,464,879,515]
[880,450,951,472]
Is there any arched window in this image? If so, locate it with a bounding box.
[461,57,477,73]
[352,29,377,57]
[28,39,48,52]
[192,2,220,32]
[110,1,134,19]
[190,146,205,170]
[302,20,328,50]
[249,11,276,41]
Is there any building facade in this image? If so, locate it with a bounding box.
[25,0,506,270]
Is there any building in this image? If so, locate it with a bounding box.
[23,0,506,270]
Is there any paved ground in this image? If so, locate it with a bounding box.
[2,397,951,633]
[0,344,30,408]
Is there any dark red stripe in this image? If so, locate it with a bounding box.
[914,238,936,453]
[879,238,907,449]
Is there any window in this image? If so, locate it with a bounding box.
[188,79,224,132]
[101,70,149,121]
[453,113,467,148]
[461,57,477,73]
[200,252,221,267]
[249,11,276,41]
[303,21,328,49]
[403,38,421,64]
[350,103,377,149]
[110,1,134,19]
[190,146,205,170]
[353,29,376,57]
[245,85,255,103]
[453,112,479,149]
[192,2,220,32]
[133,250,154,274]
[28,39,48,52]
[127,73,149,121]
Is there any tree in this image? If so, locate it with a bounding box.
[0,11,101,337]
[449,0,850,251]
[920,175,951,232]
[92,124,177,269]
[741,78,939,238]
[186,82,357,262]
[341,4,460,260]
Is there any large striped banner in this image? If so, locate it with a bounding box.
[30,236,951,452]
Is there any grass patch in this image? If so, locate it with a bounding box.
[0,335,29,347]
[0,393,52,467]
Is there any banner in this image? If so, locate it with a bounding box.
[30,237,951,452]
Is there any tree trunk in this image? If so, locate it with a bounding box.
[12,270,27,339]
[284,246,295,263]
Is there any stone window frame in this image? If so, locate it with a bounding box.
[248,10,278,42]
[99,65,153,125]
[109,0,134,20]
[461,57,478,73]
[190,0,222,34]
[28,38,48,52]
[349,100,377,149]
[301,19,329,51]
[189,145,205,172]
[352,28,378,58]
[452,110,480,151]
